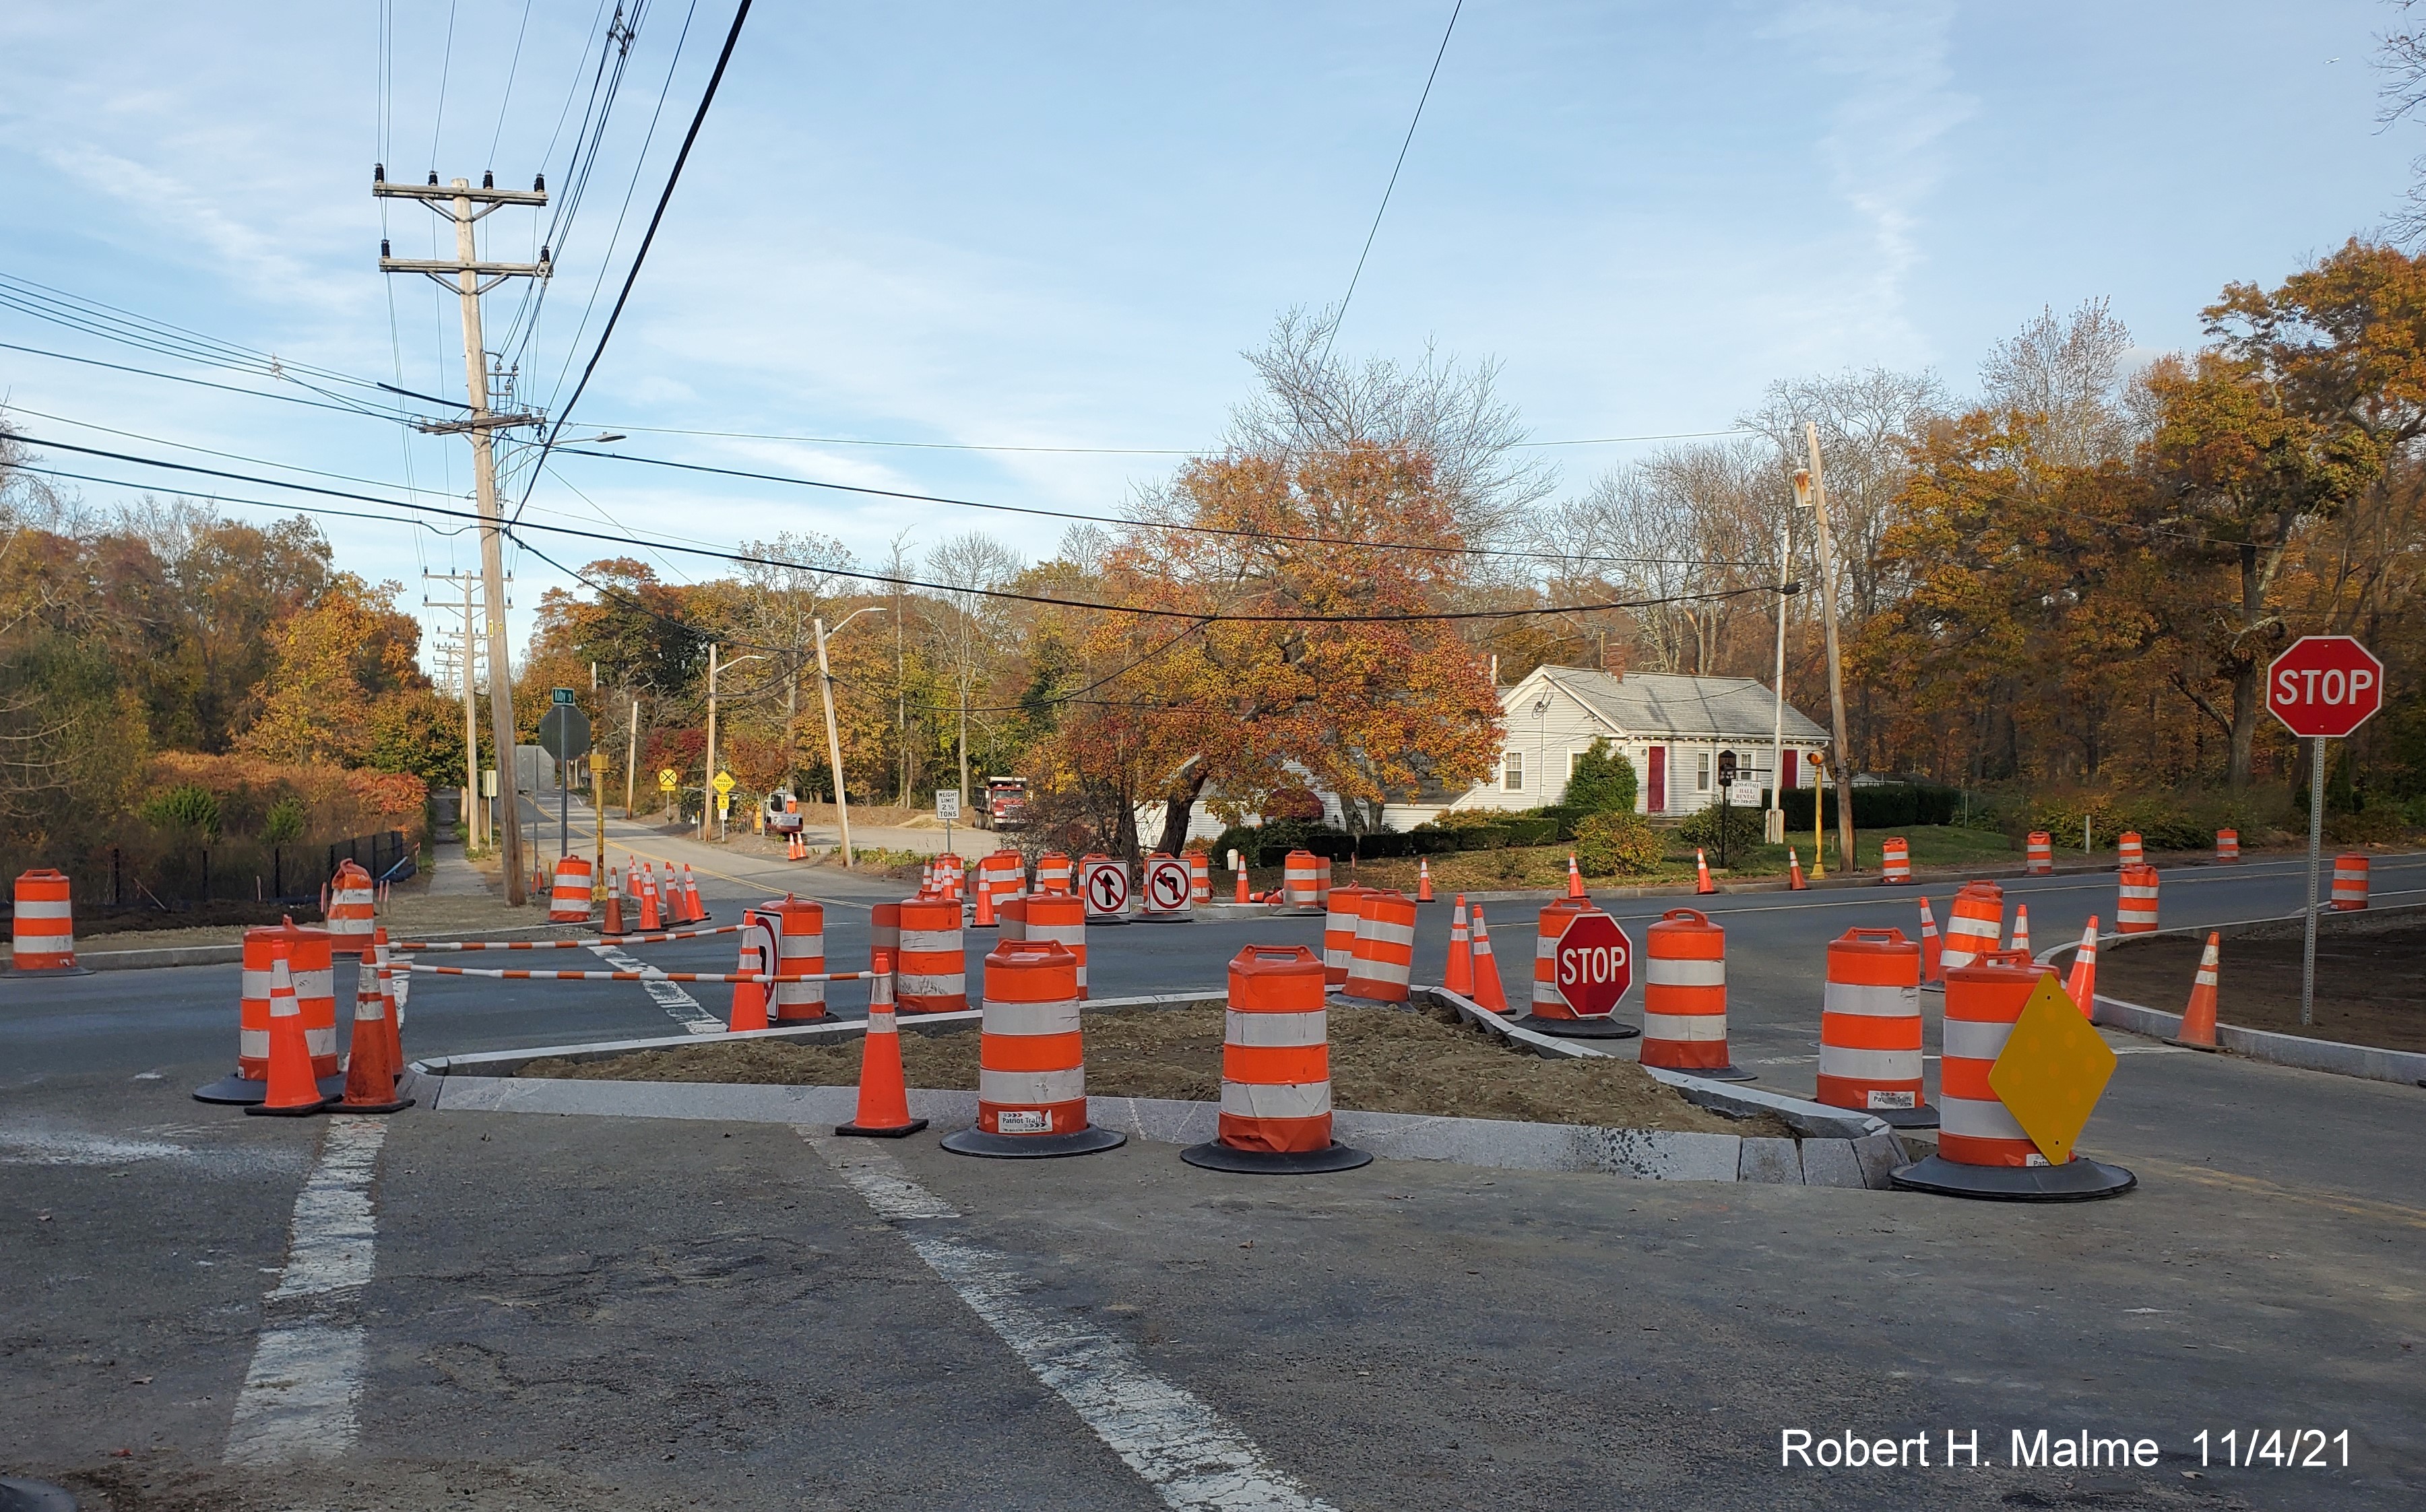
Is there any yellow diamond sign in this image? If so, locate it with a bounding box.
[1987,973,2118,1166]
[711,770,736,795]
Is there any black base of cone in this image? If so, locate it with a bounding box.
[1890,1154,2135,1201]
[836,1117,929,1139]
[1516,1014,1640,1039]
[244,1094,335,1117]
[1181,1140,1373,1174]
[1866,1103,1942,1129]
[1,1476,79,1512]
[194,1073,345,1106]
[0,964,92,978]
[2165,1037,2222,1052]
[941,1124,1126,1158]
[1651,1062,1756,1082]
[333,1094,415,1114]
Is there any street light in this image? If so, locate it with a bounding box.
[700,647,767,842]
[817,606,889,867]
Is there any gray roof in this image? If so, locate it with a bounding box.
[1530,668,1830,744]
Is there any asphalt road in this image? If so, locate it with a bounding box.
[5,823,2423,1509]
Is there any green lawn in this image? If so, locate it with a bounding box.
[1711,824,2012,879]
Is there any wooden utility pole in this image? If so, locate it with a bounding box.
[816,617,858,867]
[377,166,550,905]
[625,695,640,822]
[700,643,721,843]
[1799,422,1859,874]
[423,570,487,851]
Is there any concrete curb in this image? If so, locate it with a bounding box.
[2089,993,2426,1088]
[410,985,1906,1189]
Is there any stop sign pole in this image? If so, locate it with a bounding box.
[2266,636,2386,1026]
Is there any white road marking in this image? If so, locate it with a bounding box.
[806,1133,1339,1512]
[587,941,724,1033]
[224,1115,387,1465]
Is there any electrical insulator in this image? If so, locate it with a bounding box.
[534,173,546,193]
[482,170,494,189]
[426,171,439,186]
[373,162,385,183]
[381,239,391,257]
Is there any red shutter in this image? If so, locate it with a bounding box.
[1646,748,1666,813]
[1783,750,1799,791]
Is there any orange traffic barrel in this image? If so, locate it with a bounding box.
[2116,831,2144,869]
[195,919,343,1104]
[1938,881,2003,971]
[1023,890,1088,999]
[7,868,87,975]
[998,893,1029,942]
[2214,829,2239,863]
[1817,927,1934,1128]
[1035,851,1073,895]
[325,858,376,958]
[1342,890,1416,1003]
[547,855,594,923]
[2116,865,2159,934]
[1518,898,1637,1040]
[2026,831,2053,876]
[1639,908,1749,1079]
[763,896,827,1022]
[896,896,966,1014]
[2332,854,2369,911]
[1281,849,1322,911]
[1320,886,1370,985]
[1880,837,1911,884]
[245,947,336,1118]
[1182,946,1372,1175]
[940,939,1124,1158]
[1890,948,2134,1199]
[1188,851,1213,902]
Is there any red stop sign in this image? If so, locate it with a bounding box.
[2268,636,2384,739]
[1553,910,1634,1017]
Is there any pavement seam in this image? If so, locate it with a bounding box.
[222,1115,387,1466]
[802,1131,1341,1512]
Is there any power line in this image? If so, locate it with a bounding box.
[13,434,1789,624]
[487,0,538,169]
[552,444,1768,568]
[1318,0,1463,369]
[514,0,750,525]
[580,421,1758,454]
[0,339,421,421]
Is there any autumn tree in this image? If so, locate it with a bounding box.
[234,574,425,766]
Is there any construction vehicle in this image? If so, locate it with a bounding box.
[982,777,1029,831]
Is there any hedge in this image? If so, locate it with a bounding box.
[1778,783,1959,829]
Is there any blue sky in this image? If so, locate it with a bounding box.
[0,1,2414,667]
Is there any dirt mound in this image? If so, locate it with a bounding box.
[518,1002,1788,1136]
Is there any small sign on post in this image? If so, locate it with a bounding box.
[2268,636,2385,1028]
[936,788,961,861]
[657,768,679,793]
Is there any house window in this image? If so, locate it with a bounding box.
[1503,752,1523,792]
[1568,750,1585,778]
[1696,752,1712,793]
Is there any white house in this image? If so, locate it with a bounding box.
[1448,666,1832,818]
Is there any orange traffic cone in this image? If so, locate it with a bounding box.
[973,879,996,928]
[2168,932,2222,1051]
[2010,903,2031,957]
[1232,850,1250,903]
[371,926,405,1078]
[837,952,928,1138]
[245,949,332,1117]
[729,921,771,1032]
[1445,895,1473,996]
[2064,916,2099,1014]
[1566,853,1585,899]
[681,865,709,923]
[336,956,412,1113]
[1694,849,1717,895]
[638,867,662,931]
[1417,857,1434,903]
[1469,904,1510,1015]
[1917,896,1944,984]
[1788,847,1807,890]
[604,881,625,936]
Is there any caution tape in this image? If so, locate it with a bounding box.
[391,923,745,951]
[400,963,880,984]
